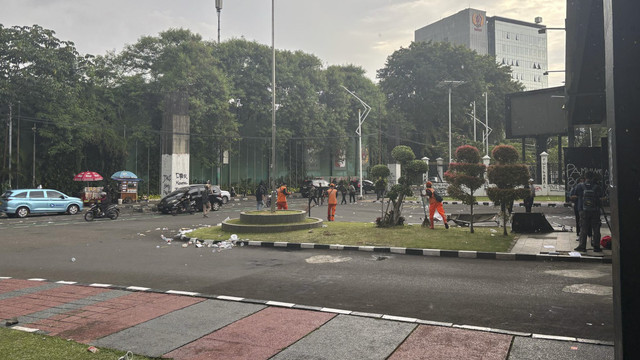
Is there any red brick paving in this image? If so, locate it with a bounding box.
[38,291,205,343]
[0,279,48,294]
[388,325,512,360]
[166,307,336,360]
[0,284,109,319]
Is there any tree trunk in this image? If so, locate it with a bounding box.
[392,193,404,225]
[501,203,508,236]
[470,201,475,233]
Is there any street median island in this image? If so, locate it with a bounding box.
[221,210,323,233]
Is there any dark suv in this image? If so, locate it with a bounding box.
[157,184,222,214]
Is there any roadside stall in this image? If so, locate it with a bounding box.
[73,171,104,205]
[111,171,142,203]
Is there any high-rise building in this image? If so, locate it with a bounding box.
[415,8,548,90]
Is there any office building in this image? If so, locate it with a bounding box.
[415,8,548,90]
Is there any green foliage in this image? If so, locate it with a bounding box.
[370,164,391,179]
[455,145,482,163]
[492,144,520,164]
[391,145,415,164]
[486,144,531,235]
[444,145,485,232]
[378,41,523,159]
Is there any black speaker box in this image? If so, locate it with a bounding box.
[511,213,555,233]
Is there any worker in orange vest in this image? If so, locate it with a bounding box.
[277,182,291,210]
[425,181,449,229]
[326,183,338,221]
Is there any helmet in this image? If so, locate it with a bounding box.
[426,181,433,187]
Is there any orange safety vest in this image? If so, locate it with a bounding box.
[277,186,289,203]
[327,188,338,205]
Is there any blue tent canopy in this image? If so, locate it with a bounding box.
[111,170,142,182]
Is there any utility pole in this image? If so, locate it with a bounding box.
[342,86,371,199]
[32,124,36,187]
[8,103,12,188]
[215,0,223,44]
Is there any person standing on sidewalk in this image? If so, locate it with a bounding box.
[202,180,212,217]
[326,183,338,221]
[523,179,535,213]
[570,177,591,241]
[574,171,602,253]
[425,181,449,229]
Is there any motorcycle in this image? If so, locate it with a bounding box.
[84,202,120,221]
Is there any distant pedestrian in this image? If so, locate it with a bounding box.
[256,181,267,210]
[230,187,236,198]
[327,183,338,221]
[573,172,602,253]
[375,178,386,200]
[339,183,347,204]
[318,184,325,205]
[348,183,356,203]
[570,177,591,241]
[309,184,319,206]
[523,179,535,213]
[277,182,291,210]
[425,181,449,229]
[202,180,212,217]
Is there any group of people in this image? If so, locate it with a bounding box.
[570,171,604,253]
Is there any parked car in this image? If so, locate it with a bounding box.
[157,184,223,214]
[300,179,331,198]
[348,179,375,194]
[0,188,83,218]
[362,180,375,194]
[217,186,231,204]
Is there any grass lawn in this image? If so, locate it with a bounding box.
[189,222,515,252]
[0,327,164,360]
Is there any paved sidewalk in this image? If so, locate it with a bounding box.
[511,228,612,258]
[1,277,613,359]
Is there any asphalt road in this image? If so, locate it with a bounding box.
[0,197,613,341]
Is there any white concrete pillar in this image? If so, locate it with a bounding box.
[422,157,430,183]
[540,151,549,196]
[436,157,444,182]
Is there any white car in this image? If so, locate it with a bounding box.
[214,186,231,204]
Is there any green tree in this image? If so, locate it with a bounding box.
[377,41,523,160]
[444,145,486,233]
[487,144,530,235]
[379,145,428,226]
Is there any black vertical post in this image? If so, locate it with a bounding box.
[604,0,640,357]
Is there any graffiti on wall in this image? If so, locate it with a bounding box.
[175,172,189,187]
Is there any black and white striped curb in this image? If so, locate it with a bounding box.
[374,200,571,208]
[0,276,614,347]
[175,235,611,264]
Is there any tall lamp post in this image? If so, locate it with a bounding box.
[270,0,277,212]
[215,0,223,43]
[437,80,465,164]
[342,86,371,199]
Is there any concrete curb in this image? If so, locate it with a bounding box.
[2,277,614,348]
[175,235,611,264]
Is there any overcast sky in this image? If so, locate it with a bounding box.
[2,0,566,87]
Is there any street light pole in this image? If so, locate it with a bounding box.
[484,91,489,156]
[437,80,465,164]
[32,124,36,187]
[270,0,277,211]
[215,0,223,43]
[341,86,371,199]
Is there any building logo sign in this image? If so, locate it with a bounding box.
[472,13,484,32]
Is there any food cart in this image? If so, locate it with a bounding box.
[111,171,142,203]
[73,171,104,205]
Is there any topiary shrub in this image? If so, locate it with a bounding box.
[486,144,530,235]
[444,145,486,233]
